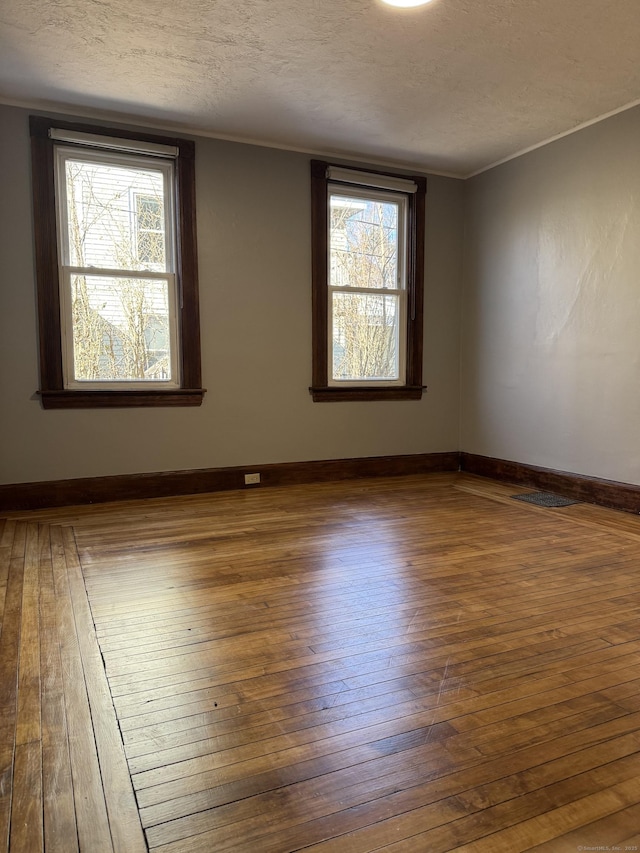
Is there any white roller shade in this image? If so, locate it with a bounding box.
[49,128,179,158]
[326,166,417,194]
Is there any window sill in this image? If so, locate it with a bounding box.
[309,386,425,402]
[39,389,206,409]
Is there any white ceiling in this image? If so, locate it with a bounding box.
[2,0,640,177]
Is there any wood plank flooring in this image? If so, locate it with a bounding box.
[2,472,640,851]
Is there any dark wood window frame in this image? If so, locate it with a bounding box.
[309,159,426,402]
[30,116,205,409]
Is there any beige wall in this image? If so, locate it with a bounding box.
[0,104,464,484]
[462,106,640,485]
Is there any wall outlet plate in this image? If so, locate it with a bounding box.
[244,473,260,485]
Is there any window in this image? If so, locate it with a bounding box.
[134,193,165,267]
[30,117,204,408]
[310,161,426,401]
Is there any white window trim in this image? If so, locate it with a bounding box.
[327,182,409,387]
[54,145,181,390]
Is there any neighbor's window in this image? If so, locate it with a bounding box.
[134,193,166,267]
[30,117,204,408]
[310,161,426,401]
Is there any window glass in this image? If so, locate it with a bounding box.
[69,274,171,382]
[328,186,406,386]
[332,292,400,381]
[63,159,168,271]
[56,149,178,388]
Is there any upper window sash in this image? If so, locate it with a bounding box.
[327,182,409,293]
[54,146,176,273]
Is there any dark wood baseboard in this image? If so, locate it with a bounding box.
[8,450,637,515]
[460,453,640,514]
[0,452,460,512]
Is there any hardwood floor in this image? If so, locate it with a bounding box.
[2,472,640,851]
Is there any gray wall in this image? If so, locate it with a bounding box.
[0,104,464,484]
[462,106,640,485]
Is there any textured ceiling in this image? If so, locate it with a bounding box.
[2,0,640,176]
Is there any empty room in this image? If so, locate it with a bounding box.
[2,0,640,850]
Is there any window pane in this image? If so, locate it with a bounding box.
[65,160,167,271]
[70,274,172,382]
[136,196,163,230]
[137,231,164,266]
[330,195,399,290]
[332,292,399,381]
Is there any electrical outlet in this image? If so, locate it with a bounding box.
[244,473,260,485]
